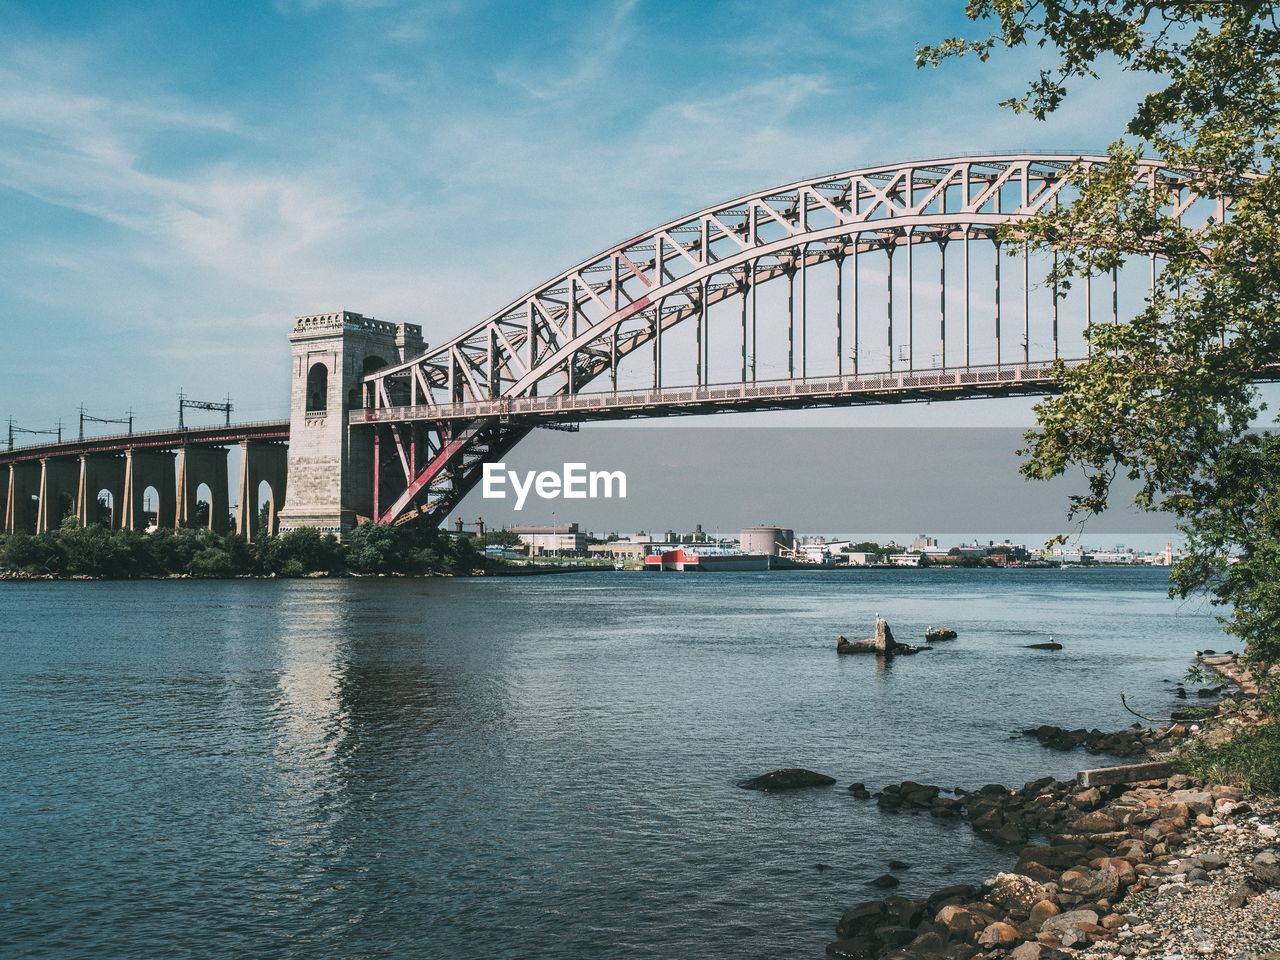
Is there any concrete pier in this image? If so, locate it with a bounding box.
[76,454,126,528]
[5,462,39,532]
[35,457,78,533]
[175,446,229,533]
[120,450,176,532]
[236,441,288,541]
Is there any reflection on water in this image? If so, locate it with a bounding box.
[0,569,1219,959]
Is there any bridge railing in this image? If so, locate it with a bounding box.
[355,358,1088,426]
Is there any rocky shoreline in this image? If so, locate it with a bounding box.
[1020,724,1191,759]
[825,675,1280,960]
[830,767,1280,960]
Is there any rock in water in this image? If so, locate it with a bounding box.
[837,636,878,653]
[876,618,894,649]
[1025,642,1063,650]
[737,768,837,791]
[925,626,958,641]
[838,617,929,655]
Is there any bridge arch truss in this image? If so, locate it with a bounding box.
[358,154,1225,526]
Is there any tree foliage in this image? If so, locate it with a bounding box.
[920,2,1280,674]
[0,521,482,579]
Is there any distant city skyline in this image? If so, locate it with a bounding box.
[586,530,1186,554]
[452,426,1182,541]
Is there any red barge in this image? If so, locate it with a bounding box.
[642,547,770,572]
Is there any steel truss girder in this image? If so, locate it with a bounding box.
[360,153,1239,525]
[373,420,530,525]
[363,154,1221,413]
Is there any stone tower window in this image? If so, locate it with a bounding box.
[306,362,328,412]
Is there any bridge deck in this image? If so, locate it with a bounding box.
[354,360,1083,426]
[0,421,290,466]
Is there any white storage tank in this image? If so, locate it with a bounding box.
[740,525,795,556]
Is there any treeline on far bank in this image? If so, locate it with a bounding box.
[0,518,483,579]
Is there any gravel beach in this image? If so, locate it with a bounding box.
[830,771,1280,960]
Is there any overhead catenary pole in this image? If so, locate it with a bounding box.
[178,391,233,429]
[8,420,62,449]
[79,406,134,441]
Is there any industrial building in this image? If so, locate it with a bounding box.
[740,525,795,556]
[513,523,587,556]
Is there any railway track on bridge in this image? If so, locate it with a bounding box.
[0,420,289,466]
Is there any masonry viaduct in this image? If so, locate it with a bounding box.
[1,423,289,540]
[0,312,422,539]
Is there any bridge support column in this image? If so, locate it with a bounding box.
[5,462,41,533]
[121,449,177,532]
[36,457,79,533]
[175,446,229,533]
[236,441,288,541]
[76,454,126,528]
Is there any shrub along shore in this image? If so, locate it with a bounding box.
[0,519,483,579]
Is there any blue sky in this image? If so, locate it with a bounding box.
[0,0,1154,433]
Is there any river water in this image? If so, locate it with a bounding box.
[0,568,1222,959]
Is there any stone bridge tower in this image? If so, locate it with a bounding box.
[277,311,423,538]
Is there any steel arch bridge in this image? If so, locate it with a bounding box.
[357,153,1226,527]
